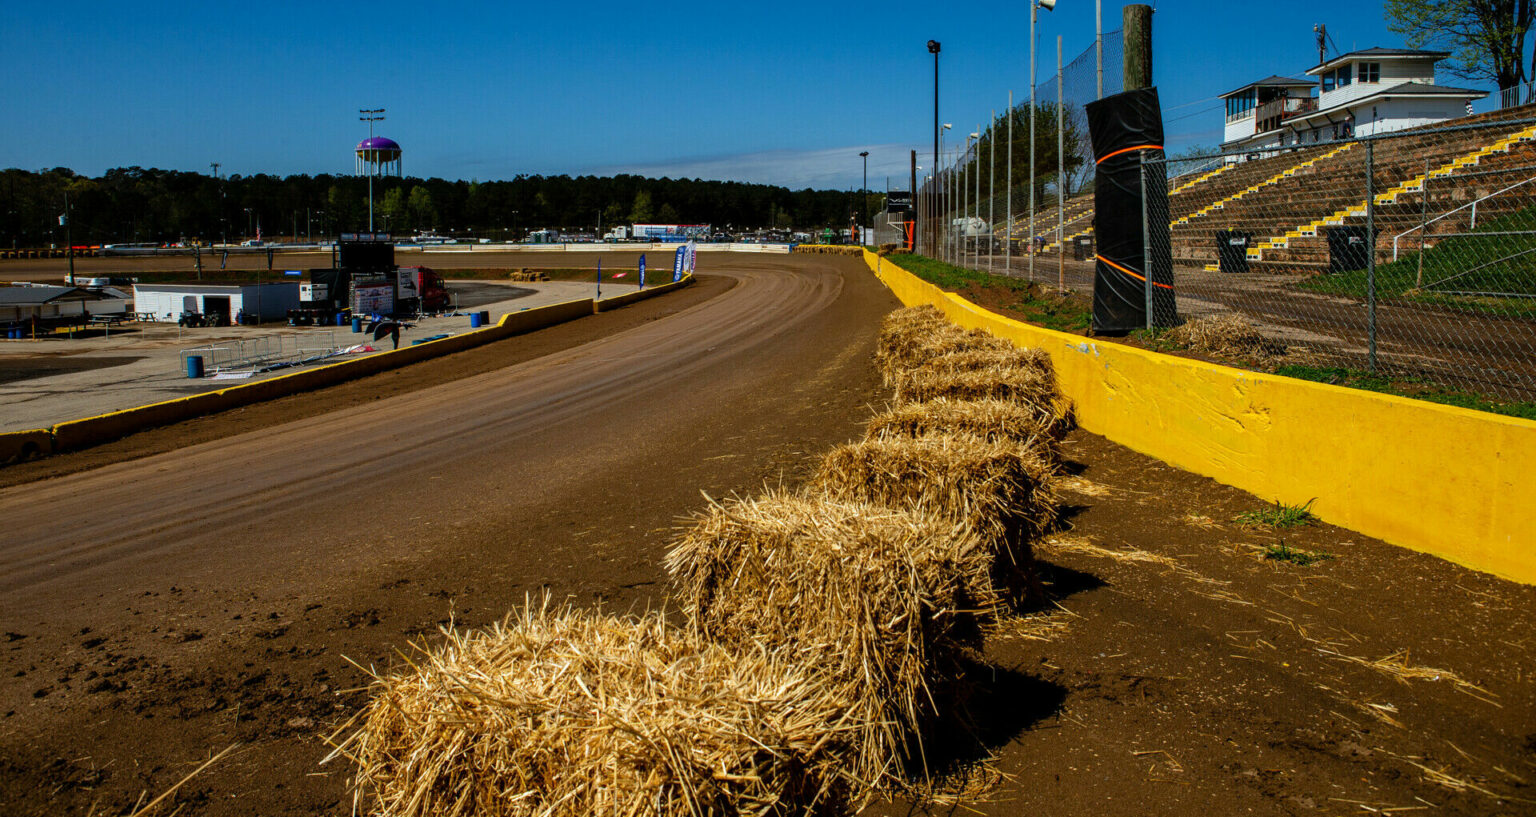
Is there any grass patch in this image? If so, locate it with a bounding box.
[1298,204,1536,318]
[1262,541,1334,566]
[894,254,1092,332]
[1236,498,1318,529]
[1274,364,1536,421]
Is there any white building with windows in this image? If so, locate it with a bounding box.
[1220,48,1486,156]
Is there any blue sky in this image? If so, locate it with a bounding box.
[0,1,1502,189]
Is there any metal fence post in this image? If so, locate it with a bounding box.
[1366,138,1377,373]
[1141,155,1153,330]
[1006,91,1014,275]
[1415,157,1428,288]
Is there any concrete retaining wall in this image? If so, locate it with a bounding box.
[21,275,697,456]
[865,250,1536,584]
[0,429,53,464]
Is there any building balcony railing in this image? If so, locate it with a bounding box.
[1256,96,1317,124]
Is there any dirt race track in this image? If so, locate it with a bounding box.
[2,254,1533,816]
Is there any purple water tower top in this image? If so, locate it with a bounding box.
[356,136,402,156]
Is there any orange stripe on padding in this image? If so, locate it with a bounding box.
[1095,254,1175,290]
[1095,144,1164,165]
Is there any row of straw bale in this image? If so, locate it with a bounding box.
[790,244,865,255]
[336,303,1075,816]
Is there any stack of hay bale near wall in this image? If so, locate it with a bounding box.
[339,303,1074,815]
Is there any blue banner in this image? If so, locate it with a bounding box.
[638,254,646,290]
[673,246,686,282]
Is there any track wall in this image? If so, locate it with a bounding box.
[865,250,1536,584]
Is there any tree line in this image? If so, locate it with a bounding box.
[0,168,889,247]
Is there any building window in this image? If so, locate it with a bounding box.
[1322,65,1353,92]
[1225,90,1257,120]
[1360,62,1380,83]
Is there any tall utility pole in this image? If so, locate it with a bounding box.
[1124,4,1153,90]
[359,108,385,232]
[928,40,941,255]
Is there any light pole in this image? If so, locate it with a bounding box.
[359,107,385,232]
[859,151,869,245]
[244,208,253,240]
[927,40,941,255]
[1030,0,1058,282]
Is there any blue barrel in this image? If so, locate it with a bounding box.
[186,355,204,379]
[336,312,348,326]
[351,316,362,333]
[469,312,483,329]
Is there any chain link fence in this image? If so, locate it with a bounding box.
[936,109,1536,401]
[917,30,1122,277]
[1140,112,1536,401]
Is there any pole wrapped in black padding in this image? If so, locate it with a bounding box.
[1086,87,1177,333]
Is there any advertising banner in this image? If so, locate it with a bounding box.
[673,246,686,282]
[638,254,646,290]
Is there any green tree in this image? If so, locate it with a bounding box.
[379,187,406,231]
[1386,0,1532,90]
[656,202,680,223]
[629,189,653,223]
[407,186,435,231]
[603,201,627,229]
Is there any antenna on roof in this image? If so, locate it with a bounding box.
[1314,24,1327,64]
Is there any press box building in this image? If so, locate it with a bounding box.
[1221,48,1487,156]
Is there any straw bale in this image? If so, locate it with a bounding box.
[876,314,1012,376]
[1165,313,1287,363]
[890,364,1068,426]
[666,492,997,786]
[866,396,1073,448]
[913,346,1056,382]
[335,604,864,817]
[814,432,1058,567]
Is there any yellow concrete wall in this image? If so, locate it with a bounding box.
[865,250,1536,584]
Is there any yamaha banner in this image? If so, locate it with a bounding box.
[638,254,646,290]
[1085,87,1177,333]
[673,246,686,282]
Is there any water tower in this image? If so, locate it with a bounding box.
[355,108,401,232]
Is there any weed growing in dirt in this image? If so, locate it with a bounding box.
[1262,541,1334,566]
[1236,498,1317,529]
[1274,365,1536,421]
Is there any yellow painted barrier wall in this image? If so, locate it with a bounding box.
[864,250,1536,584]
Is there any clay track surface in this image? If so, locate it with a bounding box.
[3,254,1534,816]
